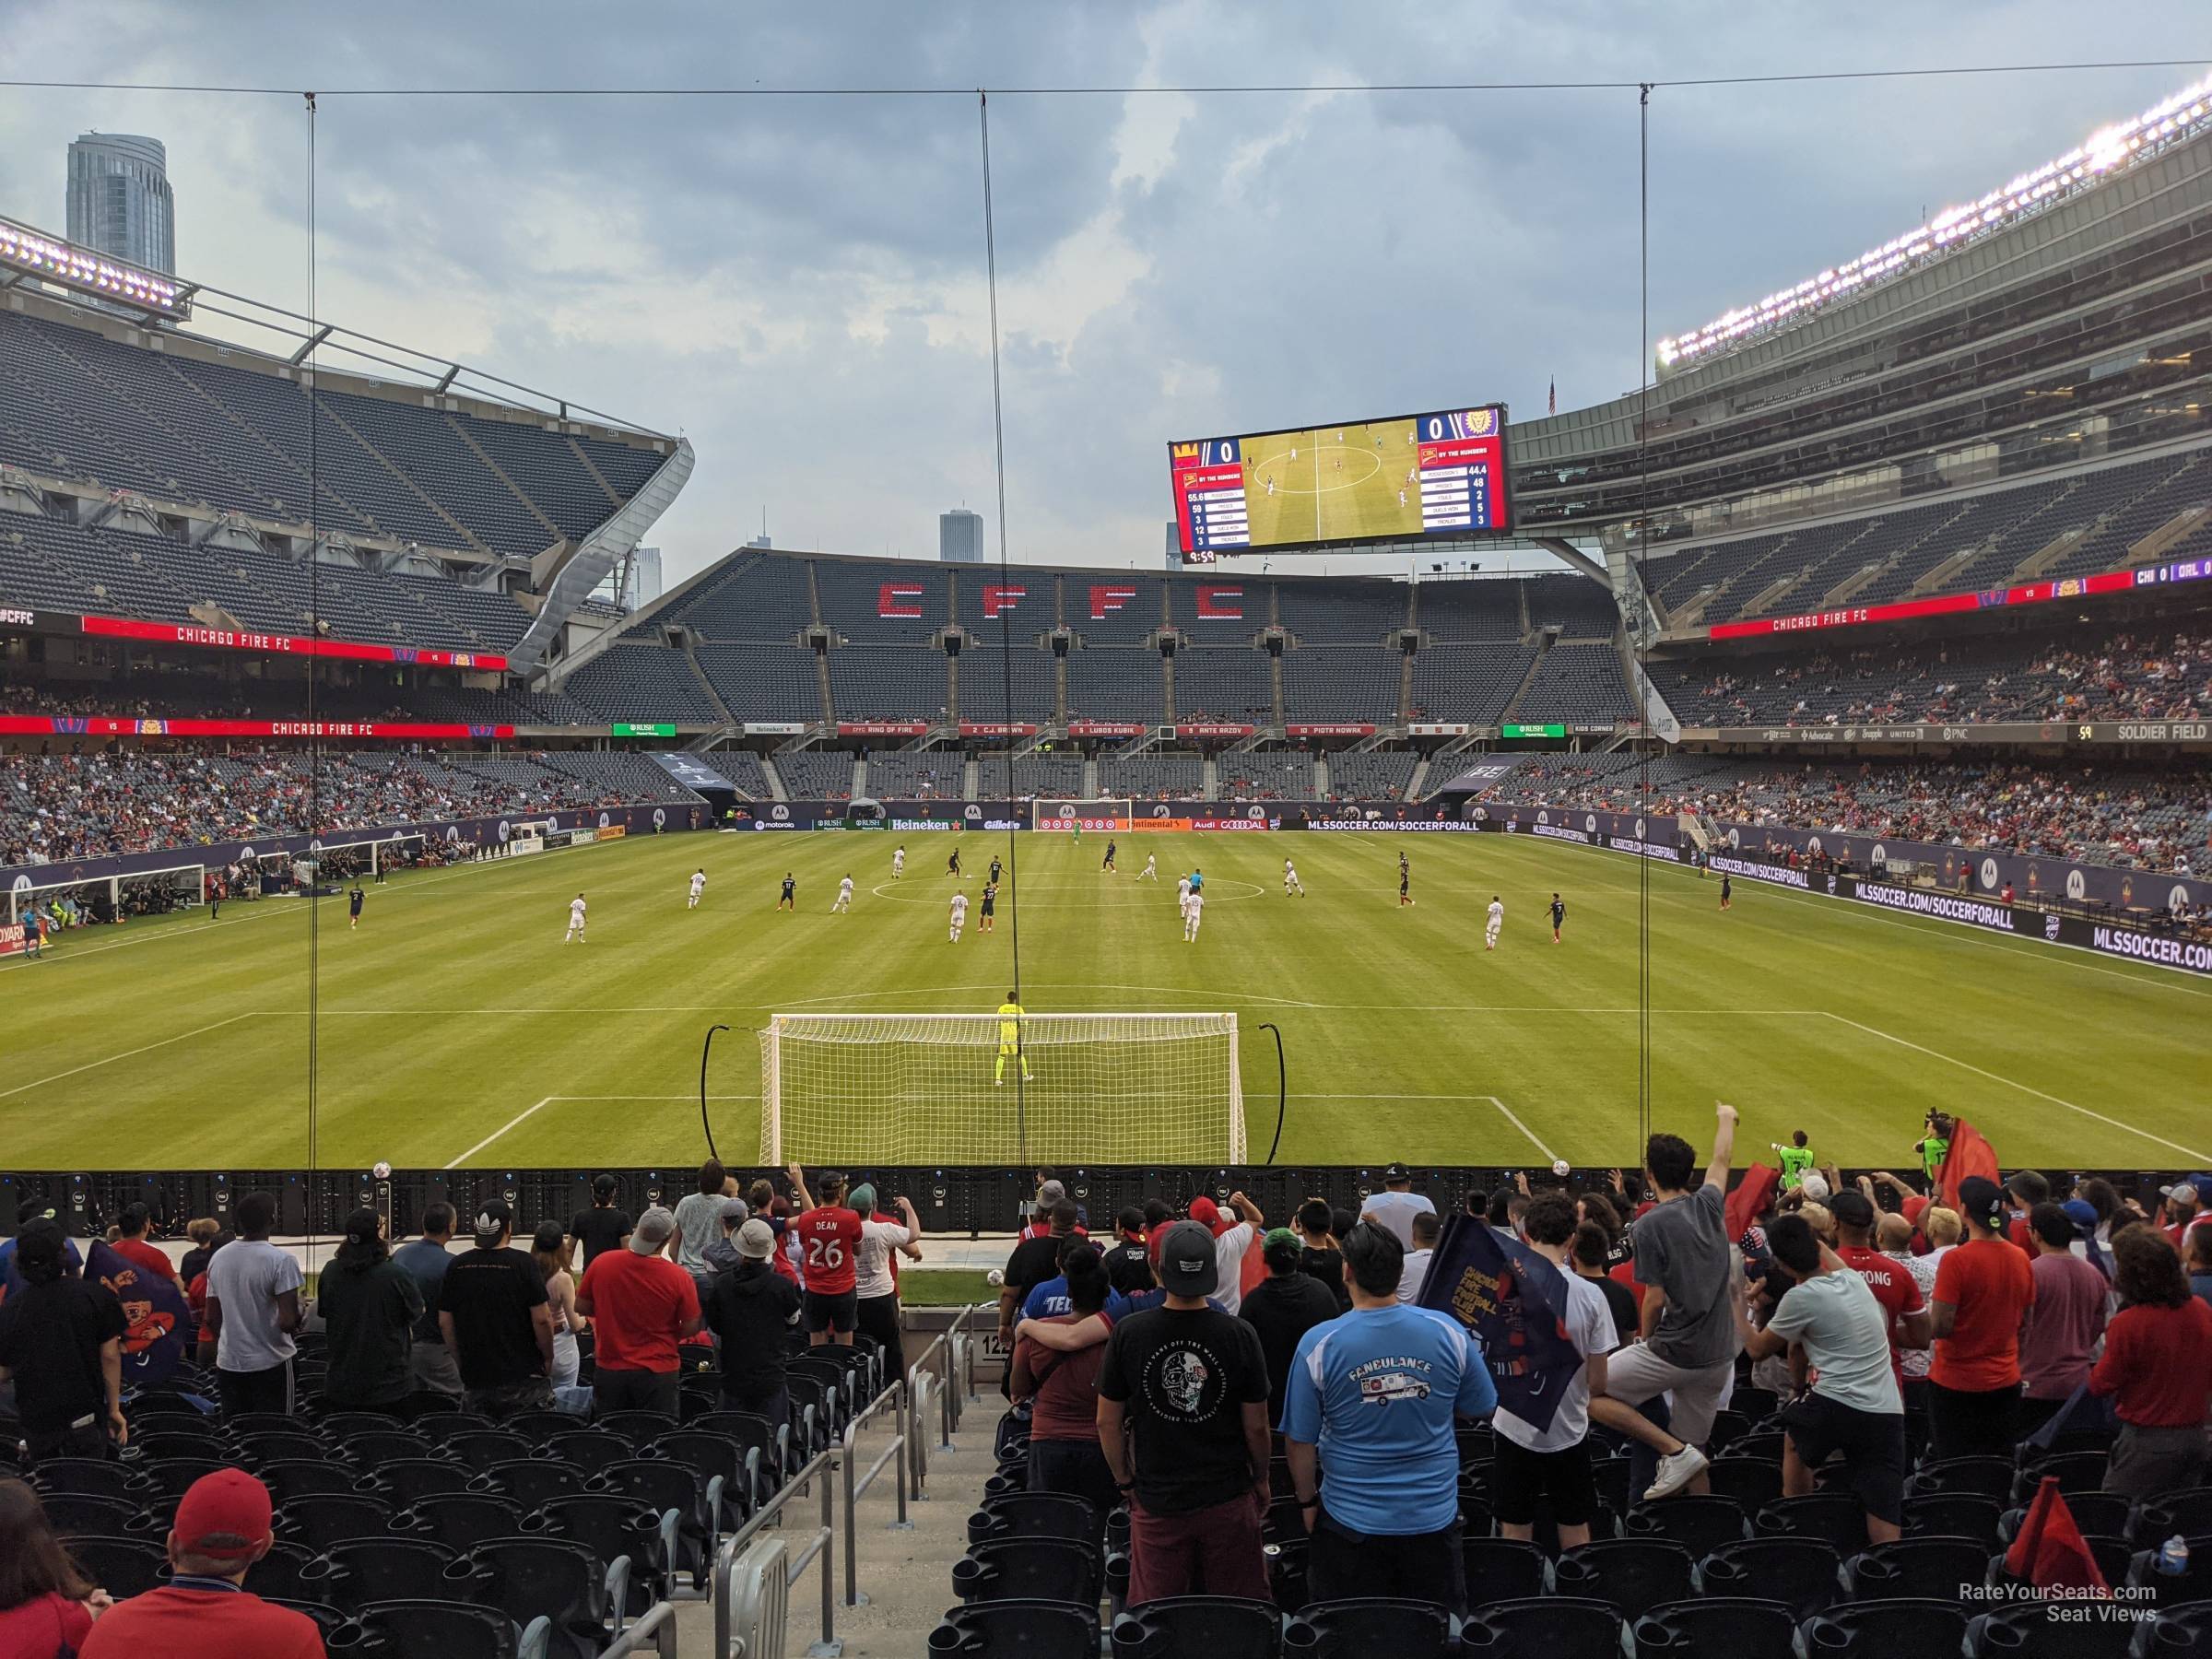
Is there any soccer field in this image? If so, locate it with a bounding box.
[1240,420,1424,547]
[6,828,2206,1173]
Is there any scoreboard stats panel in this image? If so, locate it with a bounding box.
[1170,404,1511,558]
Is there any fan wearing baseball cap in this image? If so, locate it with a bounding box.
[435,1200,556,1419]
[575,1206,702,1418]
[1358,1163,1435,1252]
[1926,1174,2035,1462]
[78,1467,324,1657]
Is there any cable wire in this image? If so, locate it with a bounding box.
[1636,84,1653,1153]
[305,92,324,1230]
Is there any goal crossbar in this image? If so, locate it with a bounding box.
[760,1011,1242,1166]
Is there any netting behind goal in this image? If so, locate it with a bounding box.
[760,1012,1242,1165]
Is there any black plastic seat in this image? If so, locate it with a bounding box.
[1697,1537,1840,1618]
[335,1431,436,1469]
[592,1410,679,1447]
[542,1430,636,1476]
[1733,1386,1779,1425]
[227,1412,305,1437]
[1720,1429,1786,1465]
[2128,1544,2212,1606]
[32,1458,150,1501]
[2128,1603,2212,1653]
[2000,1491,2129,1543]
[1456,1595,1622,1659]
[529,1493,665,1614]
[1757,1491,1868,1555]
[952,1536,1102,1606]
[131,1430,232,1465]
[376,1458,477,1507]
[1704,1457,1785,1510]
[2133,1488,2212,1543]
[1908,1456,2016,1501]
[1902,1492,2003,1550]
[445,1536,611,1659]
[441,1430,535,1473]
[1553,1538,1693,1618]
[393,1494,524,1551]
[243,1539,338,1604]
[259,1459,369,1502]
[2013,1451,2109,1501]
[338,1598,522,1658]
[927,1598,1100,1657]
[1625,1494,1747,1557]
[1281,1597,1453,1658]
[1630,1595,1797,1657]
[410,1413,498,1446]
[1966,1598,2137,1656]
[1111,1594,1280,1658]
[967,1492,1098,1547]
[319,1412,423,1442]
[500,1409,580,1445]
[65,1535,168,1599]
[681,1411,787,1488]
[654,1430,756,1528]
[239,1430,333,1465]
[263,1597,354,1641]
[39,1491,143,1535]
[1842,1536,1988,1601]
[1460,1535,1548,1604]
[137,1457,232,1498]
[1801,1597,1970,1657]
[276,1492,394,1552]
[600,1458,714,1586]
[481,1459,594,1508]
[317,1537,456,1612]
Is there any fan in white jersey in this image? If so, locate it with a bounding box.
[831,874,854,914]
[564,893,587,943]
[892,845,906,878]
[947,888,969,942]
[1182,889,1205,942]
[1137,853,1159,881]
[687,869,706,910]
[1283,859,1305,896]
[1485,895,1504,950]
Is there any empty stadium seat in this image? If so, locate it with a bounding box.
[966,1492,1098,1547]
[1280,1598,1453,1658]
[1842,1536,1990,1601]
[1625,1494,1748,1556]
[1758,1491,1870,1554]
[1456,1595,1622,1659]
[445,1536,615,1659]
[1460,1535,1550,1603]
[1552,1537,1694,1618]
[1630,1596,1799,1656]
[65,1534,169,1599]
[1697,1537,1840,1618]
[2129,1603,2212,1653]
[927,1598,1101,1657]
[318,1538,458,1612]
[1110,1594,1281,1658]
[951,1536,1101,1606]
[334,1598,531,1658]
[1965,1597,2136,1656]
[1802,1597,1971,1657]
[2133,1488,2212,1544]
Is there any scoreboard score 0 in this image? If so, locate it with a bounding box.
[1170,405,1512,559]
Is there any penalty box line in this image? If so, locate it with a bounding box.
[442,1093,756,1171]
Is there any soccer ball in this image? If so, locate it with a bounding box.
[1551,1159,1571,1179]
[371,1160,393,1181]
[984,1268,1005,1289]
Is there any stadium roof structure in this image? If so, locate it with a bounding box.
[1653,74,2212,376]
[0,214,691,671]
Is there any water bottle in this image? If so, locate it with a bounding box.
[2159,1535,2190,1577]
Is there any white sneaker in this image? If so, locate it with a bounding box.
[1643,1445,1709,1501]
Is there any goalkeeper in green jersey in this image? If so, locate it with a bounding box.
[1771,1129,1816,1190]
[994,990,1034,1087]
[1915,1111,1953,1187]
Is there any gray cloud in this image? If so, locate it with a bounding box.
[3,1,2205,580]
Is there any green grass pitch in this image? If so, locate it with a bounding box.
[1239,419,1426,547]
[6,828,2206,1173]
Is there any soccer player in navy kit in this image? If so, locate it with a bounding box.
[980,880,998,934]
[989,854,1002,886]
[1549,892,1566,944]
[1720,874,1733,911]
[1398,852,1412,906]
[347,884,365,930]
[947,846,962,877]
[1101,839,1117,874]
[778,872,796,912]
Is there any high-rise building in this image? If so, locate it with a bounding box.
[623,546,664,608]
[939,508,983,563]
[1164,521,1182,570]
[67,134,175,274]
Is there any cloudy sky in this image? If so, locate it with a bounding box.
[5,4,2206,584]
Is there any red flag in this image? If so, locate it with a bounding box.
[1936,1119,2000,1210]
[2005,1477,2109,1594]
[1725,1162,1780,1245]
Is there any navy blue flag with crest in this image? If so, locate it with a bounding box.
[84,1239,190,1386]
[1417,1213,1583,1432]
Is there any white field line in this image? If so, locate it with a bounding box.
[1822,1013,2210,1163]
[443,1096,558,1170]
[1484,1095,1559,1163]
[0,1013,258,1099]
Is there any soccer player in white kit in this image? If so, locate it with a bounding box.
[564,892,587,943]
[1284,858,1305,896]
[892,846,906,878]
[1182,888,1204,943]
[948,888,969,942]
[1176,873,1192,921]
[832,874,854,914]
[1138,853,1159,881]
[688,869,706,909]
[1485,895,1504,950]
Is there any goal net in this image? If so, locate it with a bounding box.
[759,1012,1242,1165]
[1031,798,1135,831]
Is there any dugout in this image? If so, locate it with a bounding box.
[845,796,886,827]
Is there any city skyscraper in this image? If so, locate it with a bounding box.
[623,545,664,608]
[66,134,175,274]
[939,508,982,563]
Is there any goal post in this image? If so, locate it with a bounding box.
[1031,798,1135,831]
[759,1011,1243,1165]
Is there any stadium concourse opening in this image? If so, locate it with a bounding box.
[6,42,2212,1655]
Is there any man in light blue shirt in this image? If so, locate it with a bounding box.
[1358,1162,1436,1249]
[1282,1220,1496,1616]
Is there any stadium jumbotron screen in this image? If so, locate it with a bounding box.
[1170,405,1512,559]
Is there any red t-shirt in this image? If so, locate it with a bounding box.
[578,1248,700,1374]
[0,1592,94,1658]
[78,1585,325,1659]
[110,1239,175,1282]
[1932,1237,2036,1391]
[1837,1243,1924,1391]
[2090,1298,2212,1426]
[1014,1312,1113,1441]
[795,1206,864,1296]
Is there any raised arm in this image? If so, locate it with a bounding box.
[1704,1101,1740,1194]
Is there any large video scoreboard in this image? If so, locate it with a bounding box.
[1170,405,1512,559]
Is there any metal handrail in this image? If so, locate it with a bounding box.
[712,1445,837,1659]
[841,1377,910,1605]
[598,1598,678,1658]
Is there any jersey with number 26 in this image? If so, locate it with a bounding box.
[797,1206,864,1295]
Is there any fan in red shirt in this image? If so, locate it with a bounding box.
[574,1206,701,1418]
[78,1467,325,1659]
[788,1164,864,1347]
[1929,1177,2036,1464]
[109,1203,185,1294]
[2089,1227,2212,1500]
[1830,1190,1929,1391]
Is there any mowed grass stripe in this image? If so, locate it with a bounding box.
[6,827,2202,1171]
